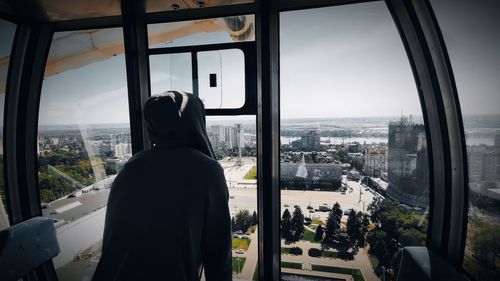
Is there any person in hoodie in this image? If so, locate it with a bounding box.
[92,91,232,281]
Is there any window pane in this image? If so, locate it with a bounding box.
[148,15,254,48]
[38,28,130,281]
[149,53,193,95]
[430,1,500,280]
[146,0,253,13]
[206,116,257,280]
[280,3,429,281]
[198,49,245,108]
[0,18,16,230]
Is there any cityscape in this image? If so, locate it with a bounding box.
[17,114,497,281]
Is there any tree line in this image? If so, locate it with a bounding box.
[281,202,369,251]
[232,210,258,233]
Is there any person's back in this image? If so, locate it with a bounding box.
[92,91,232,281]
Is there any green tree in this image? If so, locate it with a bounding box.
[252,211,258,225]
[350,156,364,171]
[234,209,252,232]
[367,230,392,268]
[281,209,293,242]
[473,225,500,269]
[332,202,343,220]
[346,210,361,245]
[366,198,428,275]
[314,225,324,241]
[291,207,304,242]
[323,203,342,245]
[231,217,236,231]
[40,189,56,203]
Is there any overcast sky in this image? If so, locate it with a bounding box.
[1,0,499,125]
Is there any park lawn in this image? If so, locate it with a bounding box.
[281,261,302,270]
[249,225,257,233]
[232,257,246,273]
[244,165,257,179]
[233,238,251,250]
[281,247,291,254]
[301,229,320,243]
[312,219,325,226]
[311,265,365,281]
[322,251,340,259]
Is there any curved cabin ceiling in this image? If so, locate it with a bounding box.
[0,15,254,93]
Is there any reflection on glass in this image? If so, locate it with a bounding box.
[279,2,429,281]
[431,1,500,280]
[198,49,245,109]
[0,19,16,230]
[206,116,258,280]
[38,28,130,281]
[148,15,254,48]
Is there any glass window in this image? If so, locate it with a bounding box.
[149,48,247,109]
[38,28,130,281]
[148,15,254,48]
[430,1,500,280]
[198,49,245,108]
[146,0,253,13]
[206,115,258,280]
[149,52,193,95]
[279,2,429,281]
[0,18,16,230]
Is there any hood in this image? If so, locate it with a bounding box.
[144,91,215,159]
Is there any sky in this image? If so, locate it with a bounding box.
[1,0,499,126]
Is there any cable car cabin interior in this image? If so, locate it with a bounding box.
[0,0,499,281]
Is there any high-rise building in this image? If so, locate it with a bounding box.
[114,143,132,158]
[232,124,245,148]
[208,124,246,150]
[386,116,429,207]
[209,125,226,149]
[364,147,387,177]
[298,130,320,151]
[224,127,234,149]
[468,145,500,183]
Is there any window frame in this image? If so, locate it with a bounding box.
[148,41,257,116]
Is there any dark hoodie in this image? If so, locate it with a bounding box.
[92,91,232,281]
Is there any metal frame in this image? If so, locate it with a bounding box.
[4,22,58,280]
[146,3,257,24]
[385,0,446,252]
[50,16,123,32]
[278,0,379,11]
[122,0,152,153]
[148,42,257,115]
[4,24,51,224]
[255,0,281,279]
[412,0,468,267]
[386,0,467,269]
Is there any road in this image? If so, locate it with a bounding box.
[342,175,382,213]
